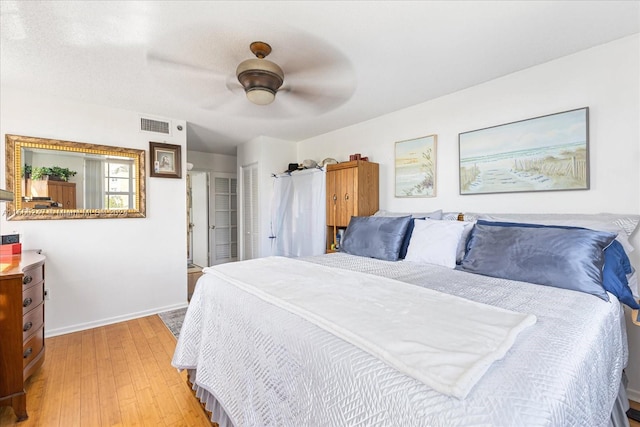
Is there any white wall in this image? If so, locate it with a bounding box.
[298,34,640,399]
[0,88,189,336]
[237,136,296,259]
[186,150,237,174]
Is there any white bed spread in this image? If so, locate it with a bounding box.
[173,253,628,427]
[202,256,536,399]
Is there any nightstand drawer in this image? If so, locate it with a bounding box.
[22,284,43,315]
[23,305,44,341]
[22,326,44,370]
[22,264,44,289]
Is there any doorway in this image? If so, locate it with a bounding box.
[188,170,209,268]
[187,170,238,268]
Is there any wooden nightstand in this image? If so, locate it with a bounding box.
[0,250,46,421]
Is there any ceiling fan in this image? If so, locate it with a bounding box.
[146,36,355,116]
[236,41,284,106]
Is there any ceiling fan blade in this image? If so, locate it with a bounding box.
[147,50,238,106]
[147,51,227,78]
[276,81,354,112]
[283,60,352,82]
[198,76,246,111]
[225,75,245,94]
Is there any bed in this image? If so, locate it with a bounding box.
[173,212,639,427]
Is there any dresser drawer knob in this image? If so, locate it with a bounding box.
[23,321,33,332]
[23,347,32,359]
[23,297,33,308]
[23,275,33,285]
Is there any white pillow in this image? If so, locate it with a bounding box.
[404,218,466,268]
[374,209,443,219]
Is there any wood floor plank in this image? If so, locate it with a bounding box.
[59,331,83,426]
[109,325,144,426]
[137,315,158,341]
[37,333,69,426]
[95,326,124,426]
[80,328,102,427]
[121,322,151,393]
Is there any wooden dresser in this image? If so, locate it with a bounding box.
[325,160,379,252]
[0,250,46,421]
[25,179,76,209]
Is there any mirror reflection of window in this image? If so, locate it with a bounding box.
[85,158,135,210]
[104,160,134,209]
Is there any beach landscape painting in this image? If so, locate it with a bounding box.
[395,134,437,197]
[459,107,589,195]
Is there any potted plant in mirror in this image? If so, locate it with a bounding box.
[30,166,77,181]
[30,166,53,180]
[50,166,77,182]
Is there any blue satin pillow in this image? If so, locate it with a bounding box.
[464,220,639,307]
[341,215,412,261]
[459,220,616,301]
[603,240,640,309]
[398,218,417,259]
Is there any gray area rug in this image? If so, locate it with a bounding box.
[158,307,188,339]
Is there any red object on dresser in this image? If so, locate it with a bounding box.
[0,243,22,255]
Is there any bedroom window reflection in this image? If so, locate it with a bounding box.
[105,160,134,209]
[84,158,135,209]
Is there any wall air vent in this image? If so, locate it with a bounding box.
[140,117,171,135]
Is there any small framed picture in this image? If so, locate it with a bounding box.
[149,141,181,178]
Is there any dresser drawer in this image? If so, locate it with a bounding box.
[22,264,44,288]
[22,304,44,341]
[22,326,44,370]
[22,284,43,315]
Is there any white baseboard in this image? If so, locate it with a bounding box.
[45,302,189,338]
[629,387,640,403]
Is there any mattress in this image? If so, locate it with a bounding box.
[173,252,629,427]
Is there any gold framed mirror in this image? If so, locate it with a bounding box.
[5,134,146,220]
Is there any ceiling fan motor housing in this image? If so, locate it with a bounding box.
[236,44,285,105]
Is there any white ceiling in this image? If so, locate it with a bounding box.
[1,1,638,156]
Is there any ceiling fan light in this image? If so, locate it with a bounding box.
[246,88,276,105]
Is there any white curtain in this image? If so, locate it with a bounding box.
[270,168,326,257]
[84,158,104,209]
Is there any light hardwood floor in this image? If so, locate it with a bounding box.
[1,314,639,426]
[0,315,211,426]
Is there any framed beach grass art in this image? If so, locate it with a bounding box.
[459,107,589,195]
[395,134,437,197]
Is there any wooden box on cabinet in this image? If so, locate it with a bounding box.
[325,160,379,252]
[25,179,76,209]
[0,250,46,421]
